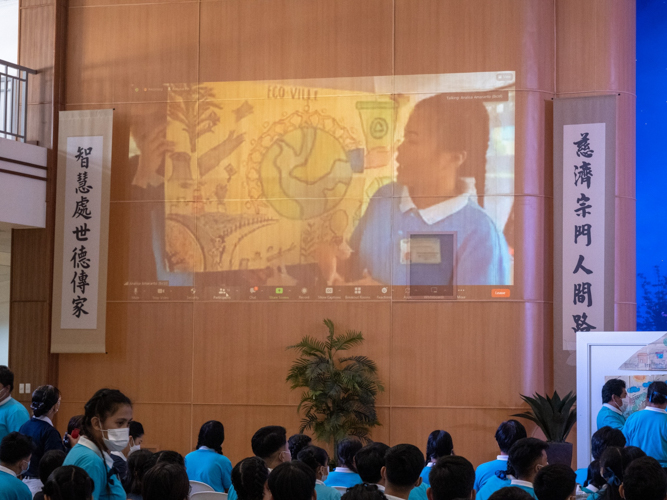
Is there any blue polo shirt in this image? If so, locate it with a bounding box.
[596,405,625,430]
[623,407,667,466]
[316,480,342,500]
[185,448,233,492]
[476,475,512,500]
[63,437,125,500]
[0,467,31,500]
[474,457,509,491]
[419,463,434,485]
[0,398,30,443]
[324,468,363,488]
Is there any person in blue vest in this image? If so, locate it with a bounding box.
[0,366,30,444]
[18,385,66,496]
[62,388,133,500]
[325,438,363,488]
[426,455,476,500]
[0,432,33,500]
[477,438,549,500]
[41,465,94,500]
[381,444,424,500]
[475,420,527,491]
[185,420,232,493]
[231,457,269,500]
[574,426,625,487]
[623,380,667,466]
[298,445,342,500]
[533,464,576,500]
[420,430,454,486]
[597,379,628,431]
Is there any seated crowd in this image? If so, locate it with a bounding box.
[0,366,666,500]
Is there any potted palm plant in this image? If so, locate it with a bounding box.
[286,319,384,464]
[512,391,577,466]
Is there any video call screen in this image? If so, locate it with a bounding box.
[126,72,515,301]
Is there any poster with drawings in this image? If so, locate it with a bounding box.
[604,374,667,418]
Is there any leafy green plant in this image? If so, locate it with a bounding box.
[512,391,576,443]
[286,319,384,463]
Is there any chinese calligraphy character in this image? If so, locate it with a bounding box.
[71,269,90,294]
[75,172,93,194]
[573,255,593,275]
[572,312,597,332]
[72,197,92,219]
[573,282,593,307]
[70,246,91,269]
[75,147,93,168]
[72,296,89,318]
[574,162,593,189]
[72,223,91,242]
[573,132,594,158]
[575,224,592,246]
[575,193,592,218]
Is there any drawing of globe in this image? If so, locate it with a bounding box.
[259,126,353,219]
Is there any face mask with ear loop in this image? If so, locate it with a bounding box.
[97,424,130,453]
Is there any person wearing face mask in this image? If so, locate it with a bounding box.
[596,379,628,431]
[0,366,30,443]
[623,381,667,467]
[18,385,66,495]
[62,388,133,500]
[0,432,34,500]
[108,420,144,486]
[185,420,232,493]
[298,445,341,500]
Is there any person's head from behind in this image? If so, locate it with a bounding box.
[585,460,604,489]
[142,449,184,475]
[601,379,627,409]
[0,365,14,401]
[382,444,424,495]
[647,381,667,408]
[43,466,94,500]
[599,446,627,500]
[81,388,132,453]
[355,442,390,484]
[495,420,527,455]
[338,438,363,470]
[622,446,646,463]
[129,420,144,452]
[64,415,84,450]
[267,460,316,500]
[297,445,330,481]
[127,448,153,494]
[31,385,61,420]
[591,426,626,460]
[619,456,667,500]
[0,432,33,475]
[39,450,66,485]
[426,430,454,462]
[507,438,549,483]
[533,464,576,500]
[197,420,225,454]
[488,487,534,500]
[342,483,388,500]
[142,462,189,500]
[252,425,289,467]
[427,455,475,500]
[232,456,270,500]
[288,434,312,460]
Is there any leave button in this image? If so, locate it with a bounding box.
[492,289,511,298]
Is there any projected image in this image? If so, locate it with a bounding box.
[128,72,515,300]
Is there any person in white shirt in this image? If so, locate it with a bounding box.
[381,444,424,500]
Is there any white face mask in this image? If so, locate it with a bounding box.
[102,427,130,452]
[320,466,328,482]
[129,444,141,455]
[618,397,629,413]
[20,459,30,477]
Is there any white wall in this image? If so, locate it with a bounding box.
[0,0,19,64]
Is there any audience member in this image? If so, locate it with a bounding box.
[326,438,363,488]
[0,432,33,500]
[18,385,66,495]
[597,379,628,431]
[62,388,132,500]
[185,420,232,492]
[34,450,66,500]
[298,445,341,500]
[141,462,189,500]
[231,456,269,500]
[421,431,454,486]
[382,444,424,500]
[598,447,627,500]
[475,420,526,491]
[63,415,84,452]
[109,420,144,486]
[623,381,667,466]
[427,455,475,500]
[0,366,30,443]
[619,456,667,500]
[533,464,576,500]
[621,446,645,462]
[42,465,95,500]
[124,448,152,500]
[488,487,534,500]
[268,461,316,500]
[143,450,184,469]
[576,426,626,486]
[343,484,388,500]
[128,421,144,456]
[289,434,313,460]
[355,442,390,486]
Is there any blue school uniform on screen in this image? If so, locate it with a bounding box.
[623,407,667,466]
[350,184,510,286]
[324,467,363,488]
[185,447,233,493]
[18,416,66,479]
[474,457,509,491]
[316,480,342,500]
[63,437,125,500]
[596,404,625,430]
[419,463,434,485]
[476,475,512,500]
[0,466,31,500]
[0,397,30,443]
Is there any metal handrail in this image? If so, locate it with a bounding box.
[0,59,38,143]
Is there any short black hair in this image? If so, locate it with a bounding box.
[297,445,328,472]
[428,455,475,500]
[338,438,363,469]
[0,432,34,464]
[647,381,667,405]
[601,379,626,404]
[196,420,225,454]
[268,460,316,500]
[232,456,269,500]
[591,426,626,460]
[426,430,454,460]
[38,449,66,484]
[488,487,534,500]
[127,449,153,494]
[30,385,60,418]
[533,464,576,500]
[130,421,144,440]
[495,420,527,454]
[141,449,185,476]
[600,446,627,488]
[507,438,548,479]
[384,444,424,488]
[0,366,14,392]
[288,434,312,459]
[622,456,667,500]
[251,426,287,459]
[342,483,388,500]
[355,442,390,484]
[43,465,95,500]
[622,446,646,463]
[584,460,604,489]
[142,462,190,500]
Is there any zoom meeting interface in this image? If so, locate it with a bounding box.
[125,72,516,301]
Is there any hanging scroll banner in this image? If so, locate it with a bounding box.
[52,110,113,353]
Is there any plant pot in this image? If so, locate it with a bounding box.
[546,442,573,467]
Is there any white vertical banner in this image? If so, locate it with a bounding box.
[52,110,112,353]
